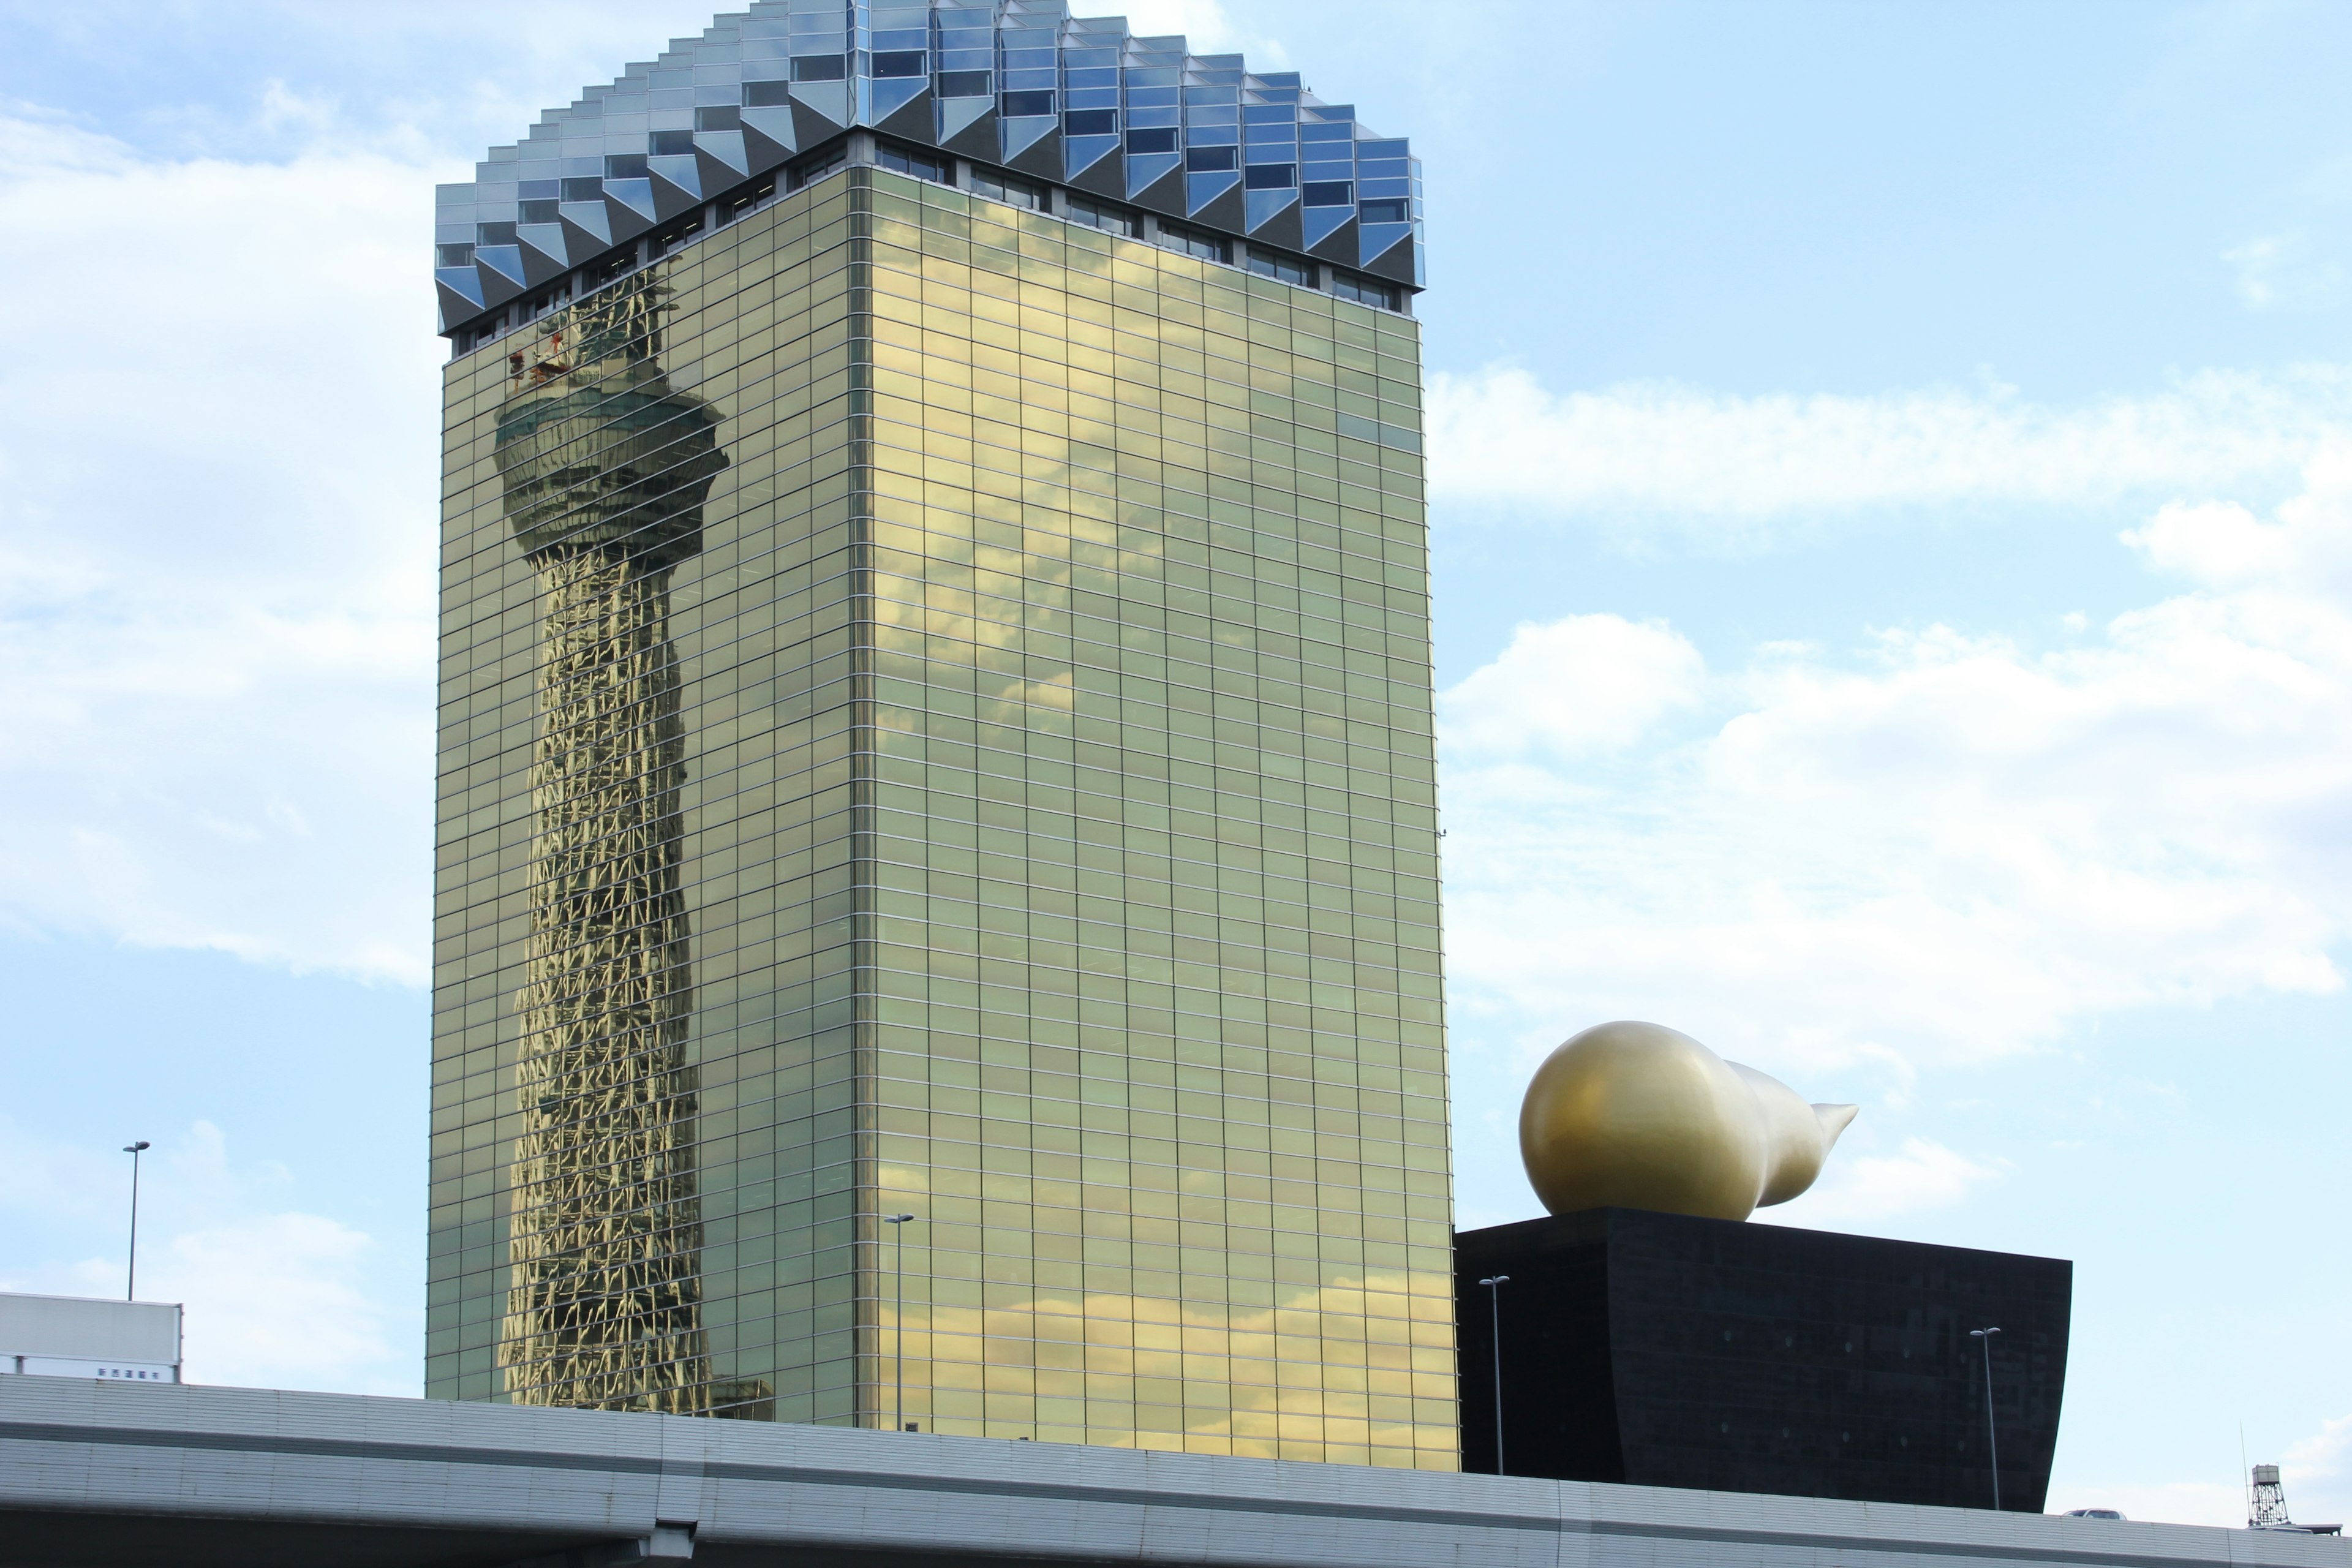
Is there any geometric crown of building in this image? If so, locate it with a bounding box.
[432,0,1424,332]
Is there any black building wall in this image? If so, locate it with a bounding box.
[1455,1210,2071,1511]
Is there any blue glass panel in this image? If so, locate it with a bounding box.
[1125,150,1180,197]
[473,244,526,284]
[1301,205,1354,250]
[1244,187,1298,230]
[872,76,925,118]
[436,0,1425,333]
[1064,134,1119,179]
[1185,170,1240,213]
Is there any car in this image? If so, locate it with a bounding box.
[2064,1509,2128,1520]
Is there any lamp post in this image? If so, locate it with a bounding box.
[883,1213,917,1432]
[1970,1326,2002,1510]
[1479,1274,1510,1475]
[122,1141,151,1301]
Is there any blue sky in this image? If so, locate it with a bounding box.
[2,0,2348,1526]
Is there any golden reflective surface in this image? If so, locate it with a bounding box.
[1518,1021,1856,1222]
[429,168,1454,1468]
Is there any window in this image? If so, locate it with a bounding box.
[561,176,603,202]
[1000,89,1054,118]
[791,146,846,188]
[873,50,926,78]
[1331,271,1398,310]
[719,177,775,222]
[518,199,559,224]
[1161,222,1227,263]
[1358,198,1409,225]
[582,251,635,289]
[605,154,649,179]
[695,106,741,131]
[1065,194,1139,237]
[1243,163,1295,189]
[876,143,949,183]
[1064,108,1117,137]
[936,70,990,98]
[1185,145,1237,172]
[1302,180,1351,208]
[745,80,791,107]
[436,244,475,269]
[649,129,695,156]
[969,167,1043,210]
[475,221,518,246]
[793,54,847,81]
[1246,248,1312,286]
[647,215,703,257]
[1126,127,1177,154]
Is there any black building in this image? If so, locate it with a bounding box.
[1455,1210,2071,1510]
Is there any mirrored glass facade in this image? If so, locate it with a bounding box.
[431,43,1449,1476]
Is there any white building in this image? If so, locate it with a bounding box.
[0,1291,181,1384]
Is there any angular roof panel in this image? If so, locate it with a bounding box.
[434,0,1422,331]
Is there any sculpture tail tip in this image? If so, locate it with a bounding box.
[1813,1102,1859,1144]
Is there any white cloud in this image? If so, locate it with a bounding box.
[1770,1137,2002,1226]
[0,113,440,982]
[2048,1413,2352,1529]
[1425,364,2352,523]
[1115,0,1291,67]
[2225,232,2346,312]
[1439,614,1703,757]
[0,1118,413,1396]
[1438,448,2352,1078]
[157,1213,395,1393]
[2285,1415,2352,1531]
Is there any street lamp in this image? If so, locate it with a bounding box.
[883,1213,918,1433]
[122,1142,152,1301]
[1479,1275,1510,1475]
[1970,1326,2002,1510]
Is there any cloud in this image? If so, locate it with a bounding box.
[1117,0,1292,67]
[1425,364,2352,524]
[2285,1414,2352,1531]
[0,1118,413,1396]
[0,112,440,982]
[1439,614,1703,757]
[1438,448,2352,1077]
[2225,232,2347,312]
[1770,1137,2002,1226]
[2048,1411,2352,1528]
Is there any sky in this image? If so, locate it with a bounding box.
[1,0,2348,1528]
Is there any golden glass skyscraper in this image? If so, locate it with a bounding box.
[428,2,1450,1468]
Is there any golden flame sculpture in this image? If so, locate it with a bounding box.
[1519,1020,1858,1222]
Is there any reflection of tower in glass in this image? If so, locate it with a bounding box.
[492,271,760,1415]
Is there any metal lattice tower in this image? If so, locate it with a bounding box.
[2250,1464,2294,1529]
[491,277,755,1414]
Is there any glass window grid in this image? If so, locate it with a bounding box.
[429,167,1452,1467]
[432,2,1423,345]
